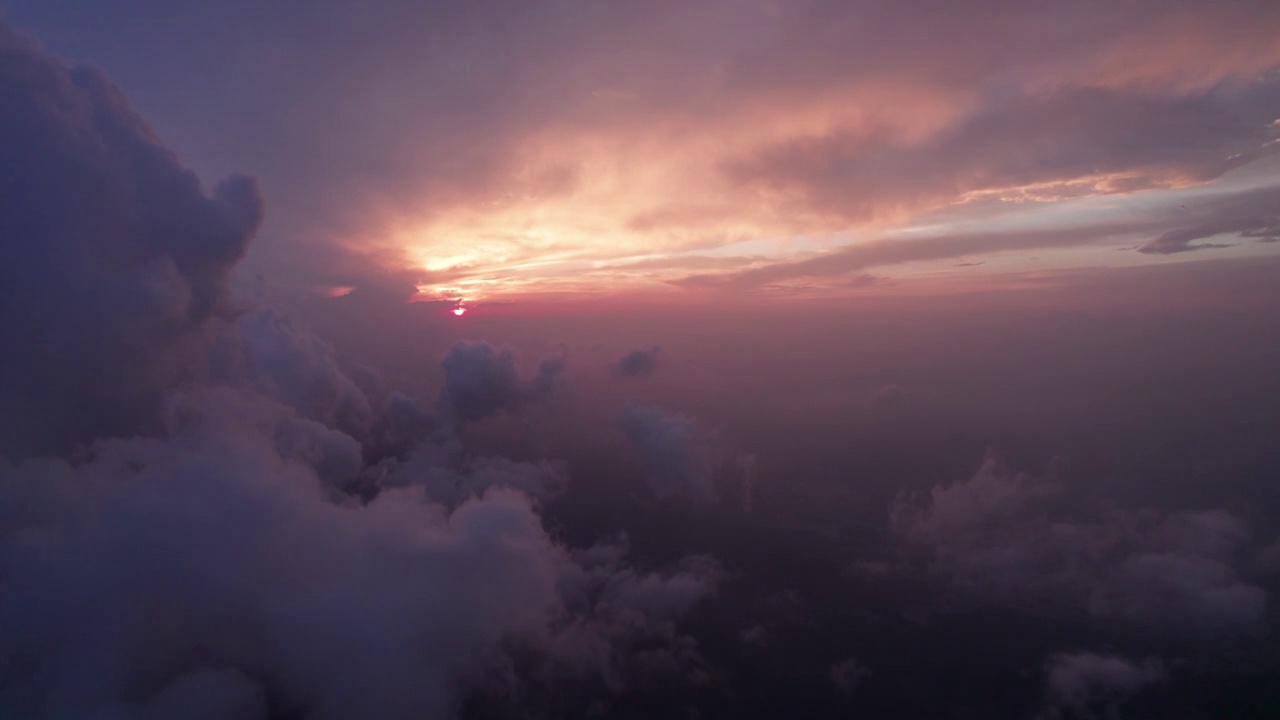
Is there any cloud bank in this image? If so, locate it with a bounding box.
[0,23,717,719]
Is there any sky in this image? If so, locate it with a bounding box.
[4,0,1280,304]
[3,3,1280,720]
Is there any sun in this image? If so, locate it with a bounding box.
[452,306,467,316]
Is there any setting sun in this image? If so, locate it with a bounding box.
[452,306,467,316]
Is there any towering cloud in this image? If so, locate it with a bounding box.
[0,23,717,719]
[0,21,263,458]
[437,341,564,424]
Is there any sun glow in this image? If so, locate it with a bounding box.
[452,306,467,316]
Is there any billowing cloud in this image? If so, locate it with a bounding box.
[0,26,718,719]
[2,401,567,720]
[0,405,717,719]
[1043,653,1163,717]
[437,341,565,424]
[0,21,262,458]
[892,451,1268,632]
[226,307,377,438]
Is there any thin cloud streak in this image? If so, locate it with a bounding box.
[675,185,1280,291]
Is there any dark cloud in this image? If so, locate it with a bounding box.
[614,345,662,378]
[0,21,262,458]
[437,341,564,424]
[1043,653,1163,717]
[0,27,718,719]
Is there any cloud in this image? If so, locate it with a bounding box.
[224,307,376,438]
[677,180,1280,290]
[728,83,1280,226]
[77,0,1271,296]
[0,26,718,719]
[0,379,724,719]
[0,413,562,719]
[1137,185,1280,254]
[618,406,717,500]
[1043,652,1163,717]
[675,222,1147,290]
[614,345,662,378]
[0,21,263,458]
[437,341,564,424]
[892,451,1268,632]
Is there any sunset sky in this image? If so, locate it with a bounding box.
[7,0,1280,303]
[4,4,1280,719]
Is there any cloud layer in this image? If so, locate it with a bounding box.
[13,1,1278,296]
[0,25,718,719]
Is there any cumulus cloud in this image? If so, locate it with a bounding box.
[0,25,718,719]
[618,406,717,500]
[892,451,1268,632]
[0,413,562,719]
[0,372,721,720]
[0,21,262,458]
[614,346,662,378]
[437,341,564,424]
[1043,652,1163,717]
[205,307,378,443]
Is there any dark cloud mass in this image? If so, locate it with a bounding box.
[0,23,262,458]
[0,22,717,720]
